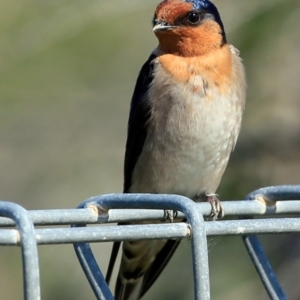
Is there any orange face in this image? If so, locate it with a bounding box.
[153,0,225,57]
[154,0,194,26]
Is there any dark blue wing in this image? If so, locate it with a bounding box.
[123,53,183,297]
[122,53,183,298]
[106,53,156,286]
[108,53,183,299]
[123,53,157,193]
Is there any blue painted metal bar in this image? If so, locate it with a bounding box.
[1,200,300,227]
[1,217,300,245]
[73,193,210,300]
[74,241,114,300]
[241,185,300,300]
[0,186,300,300]
[0,201,40,300]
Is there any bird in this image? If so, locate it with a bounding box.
[106,0,246,299]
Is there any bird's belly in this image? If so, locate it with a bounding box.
[130,92,239,198]
[131,137,229,197]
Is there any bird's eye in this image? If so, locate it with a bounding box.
[187,12,201,25]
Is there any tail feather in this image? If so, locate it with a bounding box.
[115,276,143,300]
[106,241,121,285]
[114,239,181,300]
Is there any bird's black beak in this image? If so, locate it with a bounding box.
[153,20,177,32]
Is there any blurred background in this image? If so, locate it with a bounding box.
[0,0,299,299]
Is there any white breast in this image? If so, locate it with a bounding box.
[130,55,245,199]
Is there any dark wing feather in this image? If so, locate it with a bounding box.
[123,53,156,193]
[106,53,156,285]
[107,52,183,299]
[123,53,184,297]
[105,241,121,285]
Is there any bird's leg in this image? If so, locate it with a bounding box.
[163,209,178,223]
[205,194,224,220]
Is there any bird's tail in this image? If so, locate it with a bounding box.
[114,238,181,300]
[114,239,166,300]
[115,275,143,300]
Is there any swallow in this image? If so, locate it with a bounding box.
[106,0,246,299]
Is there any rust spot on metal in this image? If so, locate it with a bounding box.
[87,204,108,216]
[255,195,277,207]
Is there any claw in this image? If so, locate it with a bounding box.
[163,209,178,223]
[205,194,224,220]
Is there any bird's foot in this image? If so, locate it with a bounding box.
[163,209,178,223]
[205,194,224,220]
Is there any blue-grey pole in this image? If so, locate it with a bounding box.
[0,201,40,300]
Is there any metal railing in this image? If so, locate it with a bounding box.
[1,185,300,300]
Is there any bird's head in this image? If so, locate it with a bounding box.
[152,0,226,56]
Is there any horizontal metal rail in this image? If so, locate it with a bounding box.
[241,185,300,300]
[1,200,300,227]
[1,217,300,246]
[0,201,40,300]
